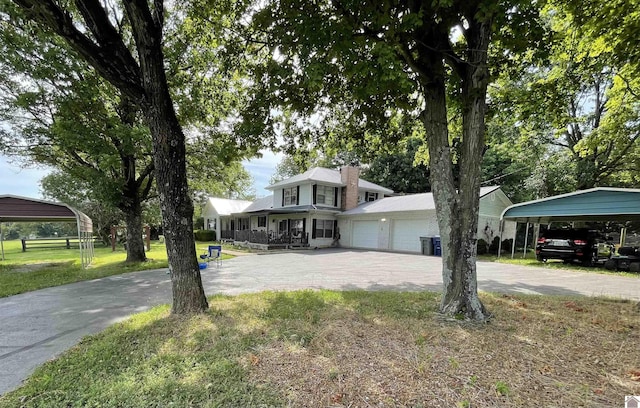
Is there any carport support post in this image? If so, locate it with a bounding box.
[0,223,4,261]
[511,222,517,259]
[522,222,530,259]
[497,219,503,258]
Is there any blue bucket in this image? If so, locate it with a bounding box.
[198,262,208,270]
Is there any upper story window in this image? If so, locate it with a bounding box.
[314,185,336,206]
[283,186,298,206]
[365,192,378,202]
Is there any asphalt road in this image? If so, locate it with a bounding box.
[1,248,639,395]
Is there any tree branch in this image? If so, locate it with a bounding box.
[13,0,145,100]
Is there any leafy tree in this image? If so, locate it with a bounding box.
[362,137,431,194]
[491,5,640,190]
[186,139,256,201]
[2,0,213,314]
[243,1,545,319]
[0,47,155,262]
[40,172,123,245]
[269,154,305,185]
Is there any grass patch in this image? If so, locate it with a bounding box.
[0,240,233,298]
[480,253,639,278]
[1,290,638,407]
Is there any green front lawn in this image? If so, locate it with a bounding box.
[0,240,232,298]
[480,252,639,278]
[0,290,638,407]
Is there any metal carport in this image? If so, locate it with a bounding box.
[498,187,640,257]
[0,195,94,267]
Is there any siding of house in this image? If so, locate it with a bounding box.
[478,190,516,244]
[250,215,268,231]
[201,202,221,240]
[299,184,312,206]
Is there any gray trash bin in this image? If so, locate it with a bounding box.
[420,237,433,255]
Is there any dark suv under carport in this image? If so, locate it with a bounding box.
[536,228,613,266]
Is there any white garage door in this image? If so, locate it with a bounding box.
[351,220,378,249]
[391,219,428,252]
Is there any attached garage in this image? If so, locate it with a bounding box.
[391,219,428,252]
[339,186,513,254]
[351,220,379,249]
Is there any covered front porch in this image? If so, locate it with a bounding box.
[228,212,310,250]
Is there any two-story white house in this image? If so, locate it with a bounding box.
[207,165,515,253]
[229,166,392,249]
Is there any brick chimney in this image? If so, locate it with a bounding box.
[340,166,360,210]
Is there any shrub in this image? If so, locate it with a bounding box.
[489,236,501,253]
[501,239,514,253]
[476,238,488,255]
[194,229,216,241]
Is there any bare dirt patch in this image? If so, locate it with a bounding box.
[247,293,640,407]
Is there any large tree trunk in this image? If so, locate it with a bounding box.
[125,1,208,314]
[420,27,491,321]
[122,202,147,263]
[11,0,209,314]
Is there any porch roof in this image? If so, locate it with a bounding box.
[231,204,341,217]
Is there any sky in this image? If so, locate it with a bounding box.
[242,149,283,197]
[0,156,49,198]
[0,150,283,200]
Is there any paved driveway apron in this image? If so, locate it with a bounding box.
[1,248,639,394]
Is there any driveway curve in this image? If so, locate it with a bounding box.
[1,248,638,395]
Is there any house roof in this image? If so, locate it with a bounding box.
[338,186,501,216]
[235,195,341,215]
[242,195,273,213]
[266,167,394,194]
[206,197,253,216]
[500,187,640,223]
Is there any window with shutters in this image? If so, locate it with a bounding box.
[283,187,297,206]
[365,192,378,202]
[315,185,336,206]
[314,219,335,238]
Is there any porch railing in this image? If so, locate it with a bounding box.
[233,230,308,246]
[220,230,235,240]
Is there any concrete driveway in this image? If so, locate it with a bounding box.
[1,248,638,395]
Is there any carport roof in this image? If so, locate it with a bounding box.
[0,195,92,231]
[500,187,640,223]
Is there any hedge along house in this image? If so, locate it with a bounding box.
[337,186,515,253]
[201,197,253,241]
[499,187,640,258]
[0,195,94,267]
[227,166,393,249]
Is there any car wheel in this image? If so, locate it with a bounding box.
[630,263,640,273]
[604,259,617,271]
[581,256,594,267]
